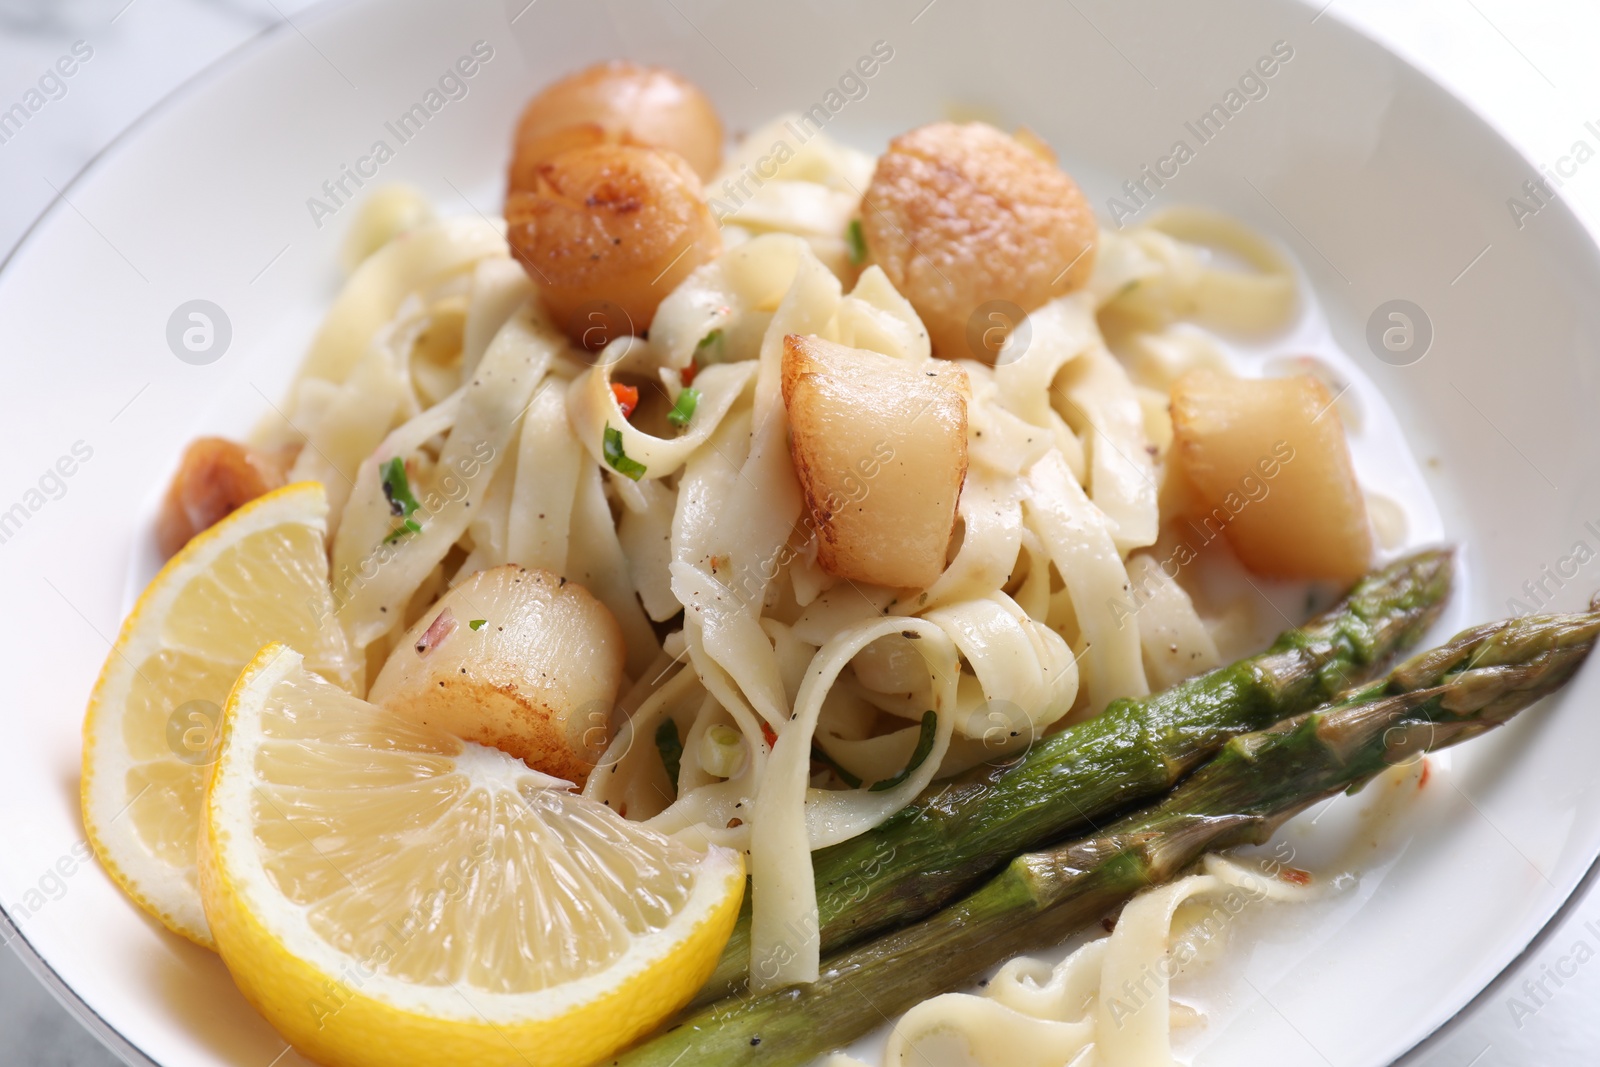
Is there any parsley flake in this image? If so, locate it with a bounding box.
[380,456,423,543]
[810,742,863,789]
[668,386,702,428]
[656,719,684,795]
[869,710,938,792]
[603,425,647,481]
[847,219,867,265]
[694,328,725,364]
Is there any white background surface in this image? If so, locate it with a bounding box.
[1,1,1598,1064]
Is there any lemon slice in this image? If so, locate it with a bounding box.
[82,482,354,946]
[200,644,744,1067]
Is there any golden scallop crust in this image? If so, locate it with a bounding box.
[862,121,1098,360]
[508,60,724,187]
[505,144,722,346]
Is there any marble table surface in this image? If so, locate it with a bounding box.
[3,1,1599,1064]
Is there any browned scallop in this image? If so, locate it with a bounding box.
[782,334,969,590]
[861,122,1098,361]
[367,565,626,787]
[508,60,724,187]
[155,437,296,558]
[506,144,722,348]
[1171,371,1373,582]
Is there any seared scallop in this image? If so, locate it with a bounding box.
[508,60,724,186]
[781,334,969,590]
[861,121,1097,361]
[1171,371,1373,582]
[155,437,295,558]
[505,144,722,348]
[367,564,626,786]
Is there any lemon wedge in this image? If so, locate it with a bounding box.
[81,482,354,946]
[199,643,744,1067]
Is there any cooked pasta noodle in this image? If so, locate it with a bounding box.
[856,854,1318,1067]
[255,118,1312,1021]
[710,116,876,277]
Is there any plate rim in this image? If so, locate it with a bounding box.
[0,4,319,1066]
[3,1,1598,1064]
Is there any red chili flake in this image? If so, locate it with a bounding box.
[681,361,698,387]
[611,383,639,419]
[1419,759,1431,788]
[1278,867,1312,886]
[760,722,778,749]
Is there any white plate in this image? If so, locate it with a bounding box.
[2,1,1598,1064]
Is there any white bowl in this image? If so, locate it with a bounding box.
[2,0,1597,1064]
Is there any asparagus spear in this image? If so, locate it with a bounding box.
[702,548,1454,998]
[624,602,1600,1067]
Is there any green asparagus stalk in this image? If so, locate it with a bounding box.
[701,548,1454,999]
[625,602,1600,1067]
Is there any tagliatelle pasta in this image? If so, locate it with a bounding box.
[862,854,1318,1067]
[709,116,876,277]
[567,340,758,481]
[255,118,1305,1020]
[1092,207,1298,335]
[298,215,508,385]
[334,302,562,650]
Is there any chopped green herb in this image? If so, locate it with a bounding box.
[656,719,684,795]
[380,456,421,517]
[668,386,702,428]
[380,456,424,543]
[382,518,422,544]
[603,425,647,481]
[811,742,863,789]
[869,710,938,792]
[469,619,487,631]
[702,725,746,779]
[847,219,867,265]
[694,328,725,364]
